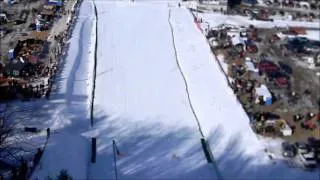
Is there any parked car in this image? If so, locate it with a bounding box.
[255,112,280,121]
[299,151,317,168]
[260,53,269,60]
[287,37,309,53]
[246,44,258,53]
[275,77,289,88]
[20,32,28,36]
[282,142,297,158]
[278,61,293,75]
[301,121,317,130]
[308,138,320,163]
[14,19,25,25]
[259,60,280,74]
[295,142,310,154]
[293,114,304,122]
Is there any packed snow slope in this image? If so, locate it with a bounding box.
[89,1,216,179]
[90,1,318,179]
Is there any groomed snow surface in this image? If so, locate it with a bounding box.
[30,1,319,179]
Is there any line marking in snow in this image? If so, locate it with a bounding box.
[90,0,98,127]
[168,9,204,138]
[168,8,223,180]
[66,17,89,104]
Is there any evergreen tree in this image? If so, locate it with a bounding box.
[56,169,73,180]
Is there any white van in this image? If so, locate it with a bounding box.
[299,151,317,168]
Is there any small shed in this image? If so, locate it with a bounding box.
[245,61,259,72]
[0,13,7,21]
[278,119,292,136]
[8,49,14,60]
[231,35,245,46]
[255,84,272,105]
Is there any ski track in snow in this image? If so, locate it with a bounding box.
[168,9,224,179]
[66,17,89,104]
[168,9,204,138]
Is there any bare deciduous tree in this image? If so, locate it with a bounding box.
[0,104,36,164]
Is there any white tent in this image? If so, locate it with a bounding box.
[281,124,292,136]
[255,84,272,105]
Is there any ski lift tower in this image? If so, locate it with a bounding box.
[227,0,230,14]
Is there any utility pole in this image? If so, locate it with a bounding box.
[112,140,118,180]
[226,0,230,15]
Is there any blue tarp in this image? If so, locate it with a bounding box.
[46,0,63,6]
[265,97,272,106]
[242,0,258,5]
[8,49,14,60]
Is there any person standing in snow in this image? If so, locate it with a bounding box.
[19,158,28,180]
[46,128,50,139]
[45,89,51,100]
[11,168,17,180]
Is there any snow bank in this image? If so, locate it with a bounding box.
[199,12,320,29]
[216,54,229,74]
[278,30,320,41]
[31,1,96,179]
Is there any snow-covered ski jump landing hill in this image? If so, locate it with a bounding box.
[31,1,319,179]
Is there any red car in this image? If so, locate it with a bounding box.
[301,121,317,130]
[275,77,288,87]
[246,44,258,53]
[259,61,280,74]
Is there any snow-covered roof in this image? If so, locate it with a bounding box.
[231,35,244,45]
[255,84,271,100]
[246,61,258,72]
[199,12,319,30]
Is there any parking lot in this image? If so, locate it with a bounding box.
[192,1,320,168]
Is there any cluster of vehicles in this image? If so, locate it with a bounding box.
[258,54,291,88]
[293,113,319,130]
[282,138,320,168]
[263,0,320,10]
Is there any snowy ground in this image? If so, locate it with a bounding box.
[277,30,320,41]
[197,12,320,30]
[21,0,320,179]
